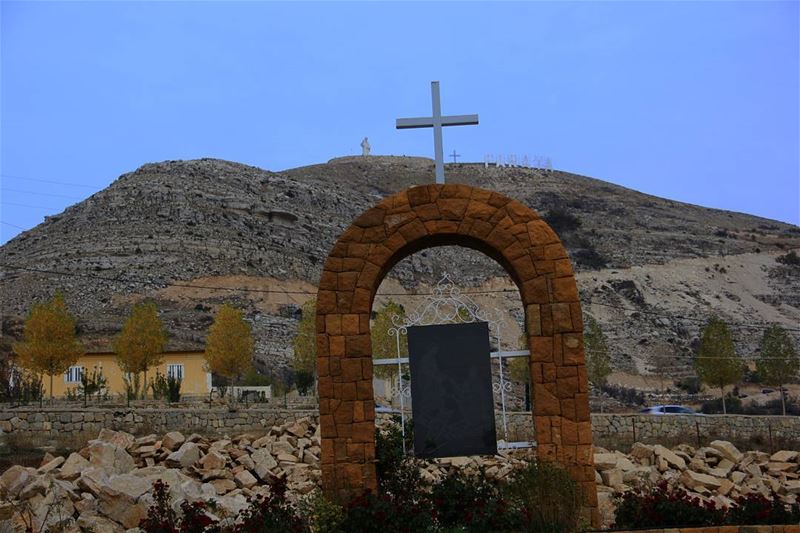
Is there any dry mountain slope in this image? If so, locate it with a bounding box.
[1,157,797,379]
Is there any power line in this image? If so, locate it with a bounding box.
[1,261,798,333]
[1,187,83,200]
[0,173,100,189]
[1,201,61,210]
[1,221,27,230]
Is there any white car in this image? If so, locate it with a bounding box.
[639,405,699,415]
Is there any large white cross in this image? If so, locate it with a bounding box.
[396,81,479,184]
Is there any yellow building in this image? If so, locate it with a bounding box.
[46,351,211,398]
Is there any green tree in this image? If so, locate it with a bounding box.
[205,304,255,394]
[372,300,408,380]
[584,316,612,389]
[114,301,168,399]
[756,324,799,416]
[13,292,84,399]
[584,316,612,413]
[292,300,317,395]
[694,316,743,414]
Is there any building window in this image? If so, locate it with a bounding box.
[64,366,84,384]
[167,364,184,380]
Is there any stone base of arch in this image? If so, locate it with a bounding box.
[316,183,599,526]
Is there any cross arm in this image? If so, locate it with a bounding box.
[396,114,479,129]
[396,117,434,129]
[440,114,479,126]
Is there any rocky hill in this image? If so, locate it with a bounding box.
[1,156,798,382]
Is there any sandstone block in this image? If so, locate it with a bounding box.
[653,445,686,471]
[76,513,125,533]
[680,469,724,490]
[0,465,33,499]
[593,453,618,470]
[87,441,136,475]
[710,440,743,463]
[166,442,201,469]
[771,450,799,463]
[199,450,227,471]
[37,455,65,474]
[162,431,186,451]
[234,470,257,489]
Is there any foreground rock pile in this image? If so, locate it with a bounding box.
[594,440,800,525]
[0,418,321,532]
[0,420,798,532]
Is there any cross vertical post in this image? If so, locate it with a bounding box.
[396,81,478,184]
[431,82,445,183]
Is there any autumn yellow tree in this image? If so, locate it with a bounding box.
[205,304,255,396]
[292,300,316,395]
[114,302,168,399]
[14,292,84,399]
[372,300,408,380]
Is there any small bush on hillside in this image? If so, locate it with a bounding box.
[676,376,701,394]
[701,394,743,414]
[742,397,800,416]
[776,250,800,266]
[544,207,581,234]
[601,383,646,406]
[573,246,609,269]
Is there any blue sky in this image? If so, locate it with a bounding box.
[1,1,798,244]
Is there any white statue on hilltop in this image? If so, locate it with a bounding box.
[361,137,371,156]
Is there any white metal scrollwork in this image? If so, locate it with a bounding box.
[376,273,533,453]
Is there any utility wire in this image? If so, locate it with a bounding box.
[0,173,100,189]
[1,202,61,210]
[1,262,798,333]
[1,188,83,200]
[1,221,27,230]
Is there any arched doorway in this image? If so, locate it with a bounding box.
[315,183,598,524]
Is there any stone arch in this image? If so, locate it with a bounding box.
[315,183,598,523]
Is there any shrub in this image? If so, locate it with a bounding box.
[700,394,743,414]
[573,246,609,269]
[676,376,701,394]
[167,374,182,403]
[543,207,581,234]
[430,469,522,532]
[776,250,800,266]
[297,490,345,533]
[375,417,425,503]
[614,481,725,528]
[727,492,800,525]
[600,383,646,406]
[234,477,306,532]
[504,460,583,533]
[741,397,800,416]
[615,482,800,528]
[340,491,434,533]
[139,480,220,533]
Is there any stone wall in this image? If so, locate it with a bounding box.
[2,409,798,450]
[590,413,800,449]
[502,412,800,449]
[0,407,317,440]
